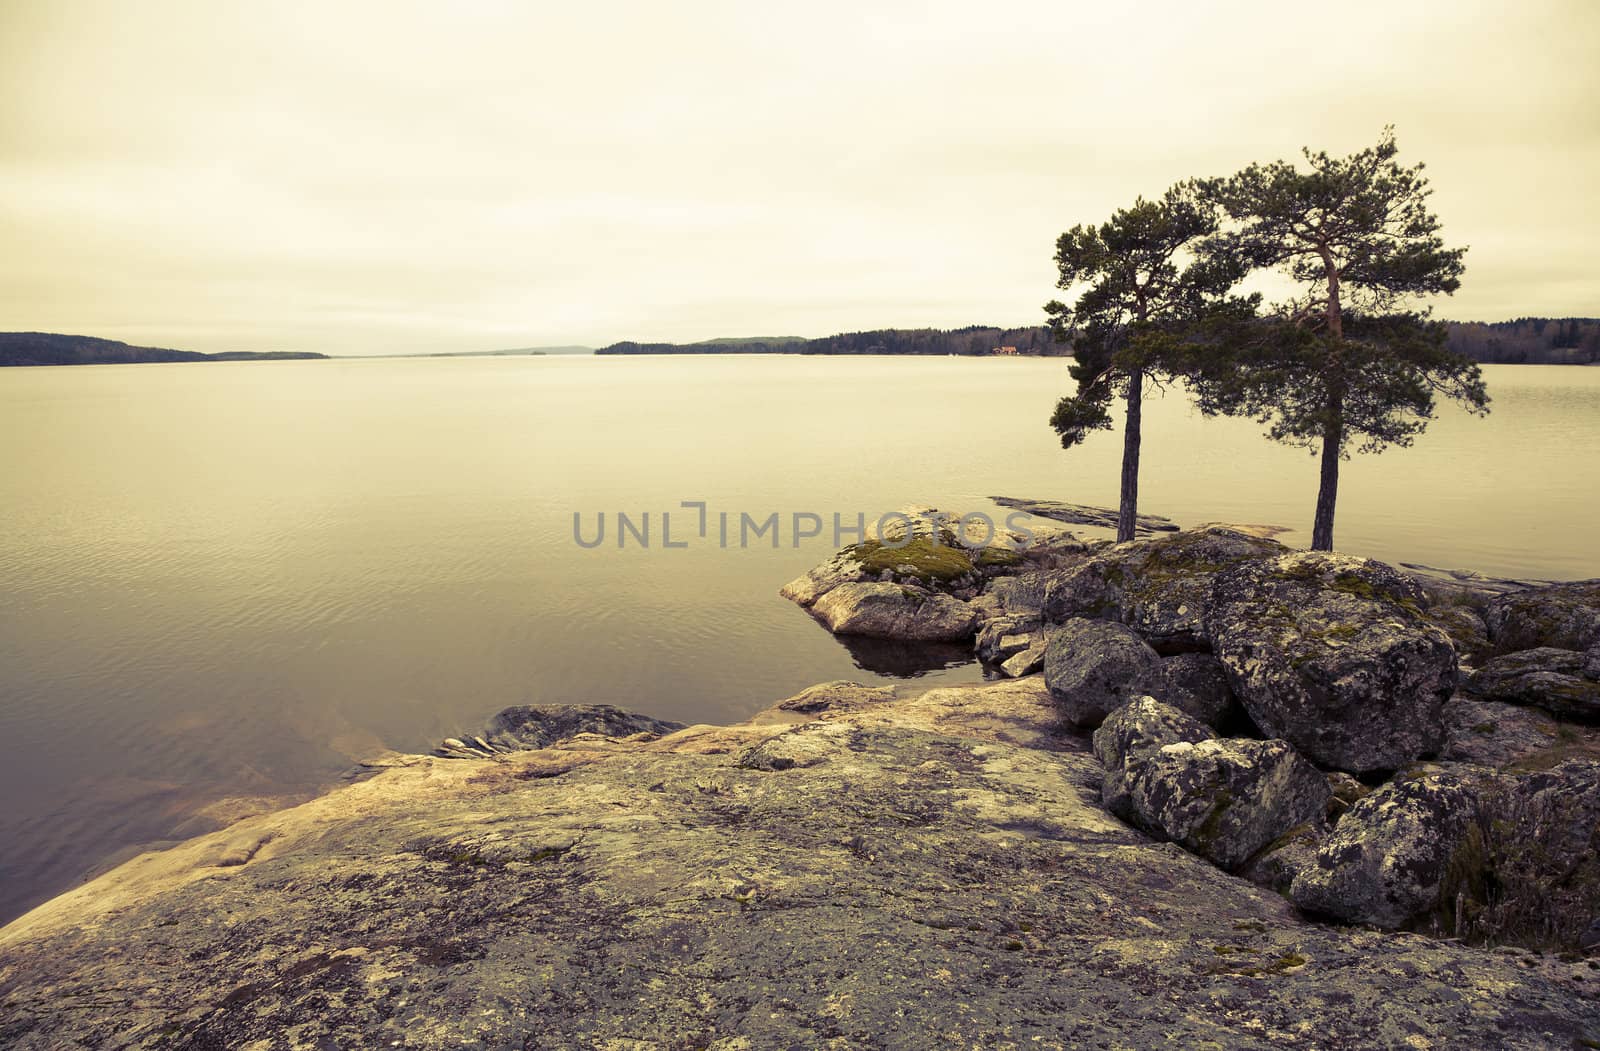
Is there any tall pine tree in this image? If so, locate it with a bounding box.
[1045,182,1242,542]
[1195,129,1488,550]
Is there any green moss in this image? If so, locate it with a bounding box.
[1204,949,1307,977]
[527,846,570,863]
[975,545,1024,568]
[1472,722,1498,735]
[1191,786,1235,852]
[847,537,975,584]
[1504,741,1600,774]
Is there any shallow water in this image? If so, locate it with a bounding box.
[0,355,1596,921]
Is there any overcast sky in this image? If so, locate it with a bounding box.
[2,1,1596,355]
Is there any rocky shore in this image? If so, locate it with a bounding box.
[2,515,1598,1048]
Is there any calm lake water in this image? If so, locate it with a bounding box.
[1,356,1597,921]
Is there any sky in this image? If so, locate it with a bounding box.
[1,0,1596,355]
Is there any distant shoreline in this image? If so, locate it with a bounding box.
[0,333,326,368]
[7,315,1599,367]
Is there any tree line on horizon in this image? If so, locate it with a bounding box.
[593,318,1597,365]
[596,325,1068,357]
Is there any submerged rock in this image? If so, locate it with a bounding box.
[1485,579,1600,654]
[438,703,686,757]
[1290,771,1486,930]
[1208,552,1457,774]
[1041,526,1287,650]
[1042,618,1164,728]
[1465,646,1600,723]
[809,581,981,641]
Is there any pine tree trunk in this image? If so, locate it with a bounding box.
[1311,402,1341,551]
[1312,248,1345,552]
[1117,369,1143,543]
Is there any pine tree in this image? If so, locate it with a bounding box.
[1194,129,1488,551]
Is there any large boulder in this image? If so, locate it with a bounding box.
[1485,580,1600,654]
[1092,696,1215,819]
[1157,652,1240,728]
[1464,646,1600,723]
[1290,771,1486,929]
[1042,527,1287,650]
[1109,736,1331,871]
[1043,619,1164,728]
[809,582,981,642]
[1208,552,1458,774]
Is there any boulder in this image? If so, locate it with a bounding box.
[1485,580,1600,654]
[989,495,1180,536]
[1092,697,1215,820]
[772,681,897,715]
[975,614,1041,663]
[1157,652,1240,728]
[1422,601,1492,664]
[1471,759,1600,950]
[1464,647,1600,723]
[1208,552,1458,774]
[983,571,1057,615]
[1111,737,1332,871]
[1043,619,1165,728]
[1437,697,1564,769]
[809,582,981,642]
[1290,771,1485,929]
[779,546,875,608]
[999,636,1048,678]
[1042,527,1287,650]
[439,704,686,757]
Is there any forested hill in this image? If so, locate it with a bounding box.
[597,326,1064,357]
[0,333,326,366]
[598,319,1598,362]
[1445,317,1600,364]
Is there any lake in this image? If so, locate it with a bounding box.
[1,355,1596,922]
